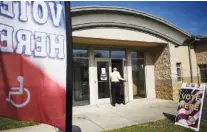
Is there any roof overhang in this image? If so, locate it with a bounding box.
[182,35,207,46]
[73,36,166,48]
[71,6,190,46]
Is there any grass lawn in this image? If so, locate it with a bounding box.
[0,117,39,131]
[1,117,207,132]
[104,119,207,132]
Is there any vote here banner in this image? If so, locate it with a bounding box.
[175,84,206,131]
[0,2,68,131]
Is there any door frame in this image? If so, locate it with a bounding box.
[122,58,129,104]
[94,58,112,104]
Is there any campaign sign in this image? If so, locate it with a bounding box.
[0,2,67,131]
[175,83,206,131]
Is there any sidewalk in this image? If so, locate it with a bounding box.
[0,98,178,132]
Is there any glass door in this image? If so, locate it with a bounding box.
[95,59,111,104]
[132,58,146,98]
[137,59,146,97]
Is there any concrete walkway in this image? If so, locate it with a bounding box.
[0,98,178,132]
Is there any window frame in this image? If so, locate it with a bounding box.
[199,64,207,83]
[94,48,110,58]
[73,49,89,59]
[131,51,145,59]
[131,51,146,98]
[176,62,182,82]
[110,49,126,59]
[72,48,90,106]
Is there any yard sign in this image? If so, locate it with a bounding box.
[175,83,206,131]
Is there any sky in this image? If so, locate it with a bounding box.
[71,1,207,36]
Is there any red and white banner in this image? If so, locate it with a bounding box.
[0,2,67,131]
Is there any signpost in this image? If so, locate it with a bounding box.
[201,84,207,121]
[175,83,206,131]
[65,1,73,132]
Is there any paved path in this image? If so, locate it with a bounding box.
[1,98,178,132]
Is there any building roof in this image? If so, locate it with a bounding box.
[183,35,207,46]
[191,35,207,39]
[71,6,190,46]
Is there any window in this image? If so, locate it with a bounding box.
[72,49,89,106]
[73,49,88,58]
[176,63,182,81]
[131,51,146,98]
[199,64,207,83]
[111,50,125,59]
[94,49,110,58]
[131,52,144,59]
[94,49,126,59]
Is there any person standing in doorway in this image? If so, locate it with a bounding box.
[110,67,125,107]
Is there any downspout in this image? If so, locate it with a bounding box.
[188,40,195,83]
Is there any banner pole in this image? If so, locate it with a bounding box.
[64,1,73,132]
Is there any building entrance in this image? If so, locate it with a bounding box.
[95,58,111,104]
[112,59,129,104]
[93,48,132,105]
[94,57,129,105]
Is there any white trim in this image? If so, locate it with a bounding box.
[169,43,178,85]
[88,48,95,105]
[126,49,133,101]
[94,58,112,104]
[145,52,156,98]
[71,6,190,37]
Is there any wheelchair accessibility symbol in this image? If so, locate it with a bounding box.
[6,76,31,108]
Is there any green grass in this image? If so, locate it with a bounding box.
[103,119,207,132]
[1,117,207,132]
[0,117,39,131]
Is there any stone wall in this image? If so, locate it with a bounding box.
[195,44,207,65]
[196,52,207,64]
[172,76,200,102]
[172,82,182,102]
[152,45,173,100]
[150,43,203,101]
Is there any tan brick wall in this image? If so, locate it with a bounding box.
[196,52,207,64]
[156,82,173,100]
[195,44,207,65]
[172,82,182,102]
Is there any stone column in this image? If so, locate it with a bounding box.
[153,45,173,100]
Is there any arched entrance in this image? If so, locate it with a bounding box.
[71,6,190,106]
